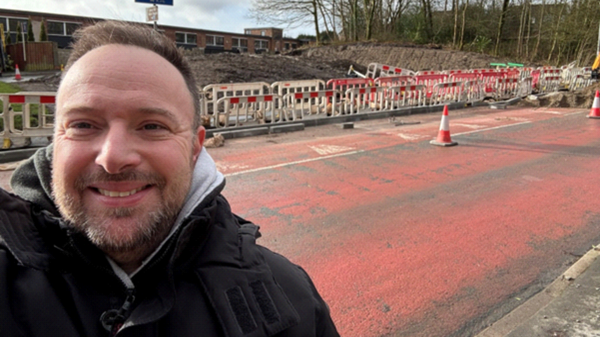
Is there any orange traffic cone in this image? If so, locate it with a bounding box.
[14,64,21,80]
[588,90,600,119]
[430,105,458,146]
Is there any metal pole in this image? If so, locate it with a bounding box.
[21,32,26,62]
[153,4,158,31]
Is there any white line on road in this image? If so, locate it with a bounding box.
[224,120,550,176]
[453,121,532,136]
[224,150,365,177]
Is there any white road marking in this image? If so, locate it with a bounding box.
[224,150,365,177]
[398,133,428,140]
[453,121,532,136]
[308,144,356,155]
[216,163,250,172]
[452,123,487,129]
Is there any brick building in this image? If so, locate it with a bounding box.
[0,8,302,54]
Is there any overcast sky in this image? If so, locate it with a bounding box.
[2,0,310,38]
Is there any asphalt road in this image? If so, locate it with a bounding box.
[207,105,600,336]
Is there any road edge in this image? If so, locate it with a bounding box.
[474,245,600,337]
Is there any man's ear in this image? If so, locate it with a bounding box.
[193,126,205,162]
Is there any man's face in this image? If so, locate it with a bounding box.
[52,44,203,255]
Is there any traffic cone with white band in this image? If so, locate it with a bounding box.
[14,64,21,80]
[588,90,600,119]
[430,105,458,146]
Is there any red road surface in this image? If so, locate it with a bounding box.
[207,106,600,336]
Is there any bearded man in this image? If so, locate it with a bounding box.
[0,20,338,337]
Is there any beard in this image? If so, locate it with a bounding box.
[52,168,191,255]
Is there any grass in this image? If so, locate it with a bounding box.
[0,82,21,94]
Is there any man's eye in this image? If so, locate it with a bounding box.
[143,124,166,130]
[70,122,92,129]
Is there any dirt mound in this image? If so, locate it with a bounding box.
[518,82,600,109]
[293,42,509,71]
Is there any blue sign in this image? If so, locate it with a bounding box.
[135,0,173,5]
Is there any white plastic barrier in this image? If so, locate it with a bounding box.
[538,76,562,94]
[569,75,594,91]
[429,82,465,105]
[413,74,449,98]
[519,77,533,97]
[343,85,426,113]
[214,94,284,128]
[282,90,339,119]
[375,75,413,87]
[202,82,271,117]
[495,78,520,100]
[415,70,444,76]
[366,63,415,78]
[1,92,55,143]
[271,79,326,97]
[462,80,485,103]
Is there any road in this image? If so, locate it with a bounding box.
[206,105,600,336]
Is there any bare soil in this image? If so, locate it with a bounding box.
[17,42,597,109]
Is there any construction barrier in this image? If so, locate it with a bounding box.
[327,77,375,93]
[375,75,413,87]
[416,70,444,76]
[519,77,533,97]
[538,76,562,94]
[462,80,485,103]
[214,94,284,128]
[479,72,507,95]
[1,92,55,148]
[495,78,520,100]
[343,85,426,113]
[282,90,339,119]
[271,79,326,97]
[449,73,479,82]
[413,74,449,97]
[429,82,464,105]
[569,75,594,91]
[202,82,271,117]
[366,63,415,78]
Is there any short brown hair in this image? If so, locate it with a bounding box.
[64,20,201,130]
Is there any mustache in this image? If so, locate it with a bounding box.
[74,169,166,190]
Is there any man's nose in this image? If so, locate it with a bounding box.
[95,126,142,174]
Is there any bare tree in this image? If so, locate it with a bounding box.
[250,0,322,43]
[494,0,511,55]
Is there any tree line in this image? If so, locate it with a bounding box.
[250,0,600,66]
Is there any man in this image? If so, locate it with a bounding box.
[0,21,338,336]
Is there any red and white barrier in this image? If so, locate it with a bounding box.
[1,92,56,140]
[495,78,520,100]
[413,74,449,98]
[271,79,326,97]
[203,82,271,117]
[375,75,413,87]
[538,76,561,94]
[282,90,339,118]
[327,77,375,93]
[215,94,284,127]
[462,80,485,103]
[366,63,415,78]
[430,82,464,105]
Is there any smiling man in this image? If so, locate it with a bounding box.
[0,21,338,337]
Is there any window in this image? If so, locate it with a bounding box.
[8,18,27,32]
[47,21,81,36]
[232,38,248,48]
[0,17,7,32]
[285,43,290,50]
[261,30,265,36]
[254,39,269,50]
[47,21,64,35]
[206,35,224,46]
[245,29,251,35]
[65,22,80,35]
[175,32,197,45]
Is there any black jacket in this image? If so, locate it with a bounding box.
[0,148,339,337]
